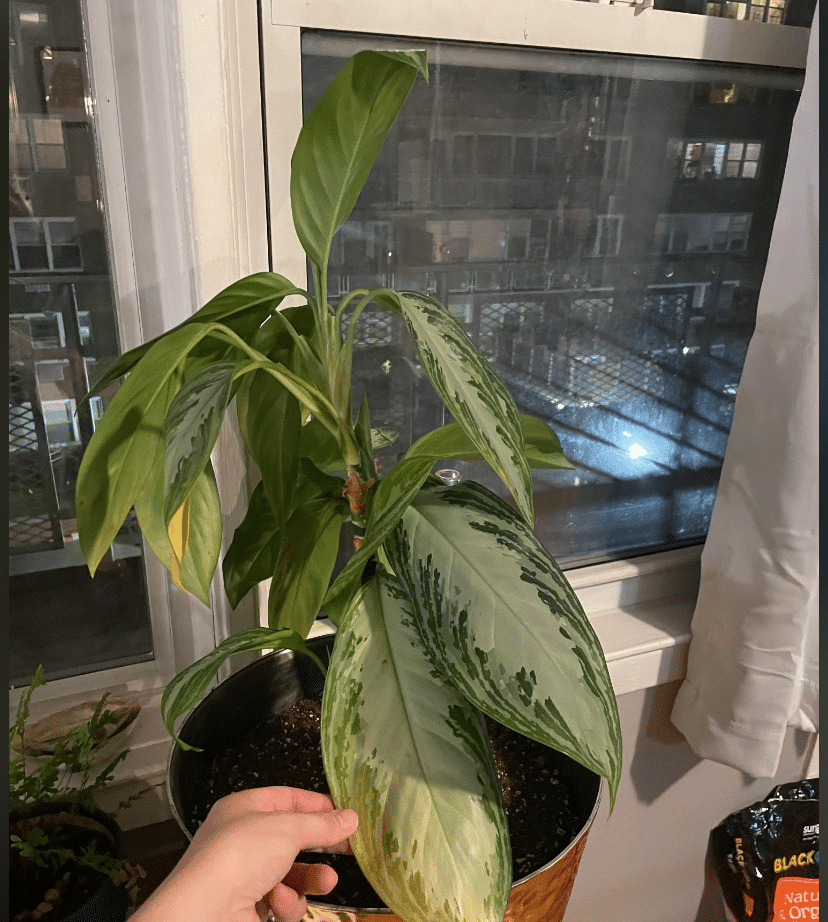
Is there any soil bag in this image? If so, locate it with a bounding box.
[710,778,819,922]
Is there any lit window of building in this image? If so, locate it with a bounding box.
[669,139,762,178]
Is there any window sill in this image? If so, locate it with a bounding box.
[311,545,701,698]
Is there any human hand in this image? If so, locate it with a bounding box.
[133,787,359,922]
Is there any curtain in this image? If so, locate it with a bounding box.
[671,4,819,778]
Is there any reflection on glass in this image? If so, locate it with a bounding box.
[301,33,803,567]
[655,0,814,27]
[9,0,153,685]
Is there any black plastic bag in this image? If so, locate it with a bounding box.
[710,778,819,921]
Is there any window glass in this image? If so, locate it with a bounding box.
[301,32,803,567]
[9,0,154,685]
[654,0,815,27]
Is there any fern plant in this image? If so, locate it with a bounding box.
[75,49,622,922]
[10,667,147,907]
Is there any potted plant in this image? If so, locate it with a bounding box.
[75,48,622,922]
[9,666,146,922]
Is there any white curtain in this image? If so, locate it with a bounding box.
[671,5,819,778]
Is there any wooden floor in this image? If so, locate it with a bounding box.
[123,819,189,911]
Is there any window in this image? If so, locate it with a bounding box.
[9,0,156,687]
[9,218,83,272]
[669,139,762,179]
[653,213,753,253]
[705,0,787,23]
[593,215,624,257]
[654,0,815,26]
[290,29,801,568]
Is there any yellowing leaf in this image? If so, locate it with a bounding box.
[168,498,190,566]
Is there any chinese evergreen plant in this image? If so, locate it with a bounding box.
[75,49,622,922]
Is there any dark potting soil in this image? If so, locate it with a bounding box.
[187,699,582,909]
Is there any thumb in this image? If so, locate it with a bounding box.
[290,808,359,853]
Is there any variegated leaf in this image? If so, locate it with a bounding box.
[135,433,222,606]
[321,573,511,922]
[163,362,236,525]
[322,455,436,623]
[385,481,622,806]
[406,414,573,471]
[162,628,326,750]
[376,290,533,525]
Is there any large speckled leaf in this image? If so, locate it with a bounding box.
[321,573,510,922]
[385,481,622,807]
[291,50,427,270]
[376,290,533,524]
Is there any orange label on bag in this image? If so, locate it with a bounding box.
[772,876,819,921]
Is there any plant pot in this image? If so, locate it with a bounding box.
[168,635,601,922]
[9,800,131,922]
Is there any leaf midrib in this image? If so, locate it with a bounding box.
[318,85,393,272]
[374,579,468,887]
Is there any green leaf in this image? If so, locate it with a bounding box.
[242,367,302,532]
[250,302,317,357]
[371,427,398,452]
[354,396,376,477]
[299,418,346,472]
[222,481,281,610]
[386,481,622,807]
[268,497,348,637]
[135,451,222,606]
[297,457,346,500]
[162,361,236,525]
[322,455,436,622]
[76,323,218,575]
[161,628,327,750]
[84,273,304,402]
[291,50,426,269]
[376,290,533,524]
[407,414,574,471]
[519,414,575,470]
[234,358,359,464]
[177,461,222,605]
[321,572,510,922]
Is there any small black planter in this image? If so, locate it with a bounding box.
[9,800,131,922]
